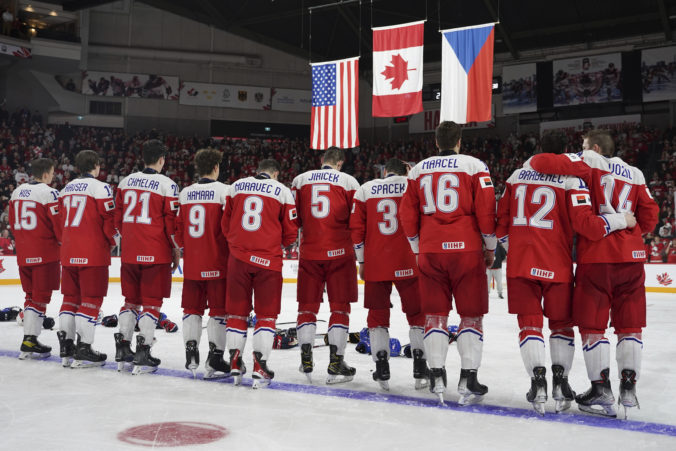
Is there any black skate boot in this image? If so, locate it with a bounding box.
[552,364,575,413]
[132,335,160,375]
[372,350,390,391]
[18,335,51,360]
[429,367,447,404]
[412,349,429,390]
[252,351,275,389]
[618,369,640,419]
[527,366,548,416]
[299,343,314,383]
[71,342,107,369]
[326,344,356,384]
[203,343,230,380]
[57,331,75,367]
[458,369,488,406]
[185,340,199,378]
[114,333,135,372]
[576,368,617,417]
[229,349,246,386]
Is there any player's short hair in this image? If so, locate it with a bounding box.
[257,158,281,175]
[384,158,407,176]
[436,121,462,150]
[194,148,223,177]
[540,132,568,155]
[584,129,614,156]
[75,150,101,174]
[142,139,168,165]
[322,147,345,165]
[30,158,56,179]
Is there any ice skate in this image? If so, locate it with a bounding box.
[229,349,246,385]
[203,343,231,380]
[576,369,617,417]
[372,350,390,391]
[298,343,314,383]
[326,345,355,384]
[458,369,488,406]
[71,342,107,369]
[57,331,75,367]
[526,366,548,416]
[114,333,135,372]
[184,340,199,378]
[618,369,640,419]
[132,335,160,375]
[252,351,274,389]
[412,349,429,390]
[18,335,51,360]
[552,364,575,413]
[429,367,447,404]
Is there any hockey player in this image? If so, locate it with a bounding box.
[221,159,298,388]
[175,148,230,379]
[9,158,61,360]
[350,158,427,390]
[292,147,360,384]
[400,121,496,404]
[496,132,635,415]
[58,150,117,368]
[530,129,659,418]
[115,140,180,374]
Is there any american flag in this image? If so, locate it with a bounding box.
[311,57,359,149]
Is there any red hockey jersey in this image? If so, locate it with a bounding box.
[221,175,298,272]
[350,175,418,281]
[496,161,628,283]
[9,182,61,266]
[292,168,359,260]
[60,176,116,267]
[115,169,179,265]
[400,153,497,254]
[176,179,229,280]
[530,151,659,263]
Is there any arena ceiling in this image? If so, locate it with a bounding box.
[54,0,676,64]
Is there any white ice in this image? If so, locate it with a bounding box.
[1,283,675,450]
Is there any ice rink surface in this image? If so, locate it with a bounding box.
[1,282,675,450]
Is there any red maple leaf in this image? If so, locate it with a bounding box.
[381,54,414,90]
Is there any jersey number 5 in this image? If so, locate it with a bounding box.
[13,201,37,230]
[311,184,330,218]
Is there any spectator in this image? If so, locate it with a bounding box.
[0,228,14,255]
[659,219,673,239]
[2,8,12,36]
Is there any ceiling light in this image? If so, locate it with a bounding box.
[49,11,58,16]
[25,5,34,12]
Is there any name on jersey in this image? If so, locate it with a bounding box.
[531,268,554,279]
[201,271,220,278]
[234,180,282,196]
[394,269,414,278]
[609,162,632,180]
[250,255,271,267]
[442,242,465,250]
[187,190,215,201]
[518,170,565,184]
[421,157,458,171]
[371,183,406,196]
[632,250,646,259]
[25,257,42,264]
[127,177,160,191]
[70,258,88,264]
[327,248,346,257]
[64,183,90,193]
[18,189,31,198]
[308,172,340,183]
[137,256,155,263]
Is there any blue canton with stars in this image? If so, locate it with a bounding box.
[312,63,337,107]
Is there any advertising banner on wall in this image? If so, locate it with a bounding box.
[180,81,271,110]
[270,88,311,113]
[641,46,676,102]
[409,105,495,134]
[0,42,31,58]
[83,71,179,99]
[502,63,537,114]
[539,114,641,135]
[553,53,622,106]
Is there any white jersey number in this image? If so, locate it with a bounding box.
[187,205,206,238]
[310,184,330,219]
[599,174,633,214]
[513,185,555,229]
[122,190,152,225]
[376,199,398,235]
[242,196,263,232]
[13,201,37,231]
[63,195,88,228]
[420,173,459,214]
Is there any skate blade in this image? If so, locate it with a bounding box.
[458,392,484,406]
[70,360,106,369]
[203,370,231,380]
[117,361,133,372]
[326,374,354,385]
[298,365,314,383]
[252,377,272,389]
[531,401,546,416]
[554,398,572,413]
[232,374,243,386]
[415,378,429,390]
[436,392,445,405]
[578,403,617,418]
[618,398,640,420]
[377,380,390,391]
[131,365,158,375]
[18,351,50,360]
[61,357,73,368]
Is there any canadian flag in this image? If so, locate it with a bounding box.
[372,20,424,117]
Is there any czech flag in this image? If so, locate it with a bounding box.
[440,23,495,124]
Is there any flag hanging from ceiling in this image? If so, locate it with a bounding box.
[440,23,495,124]
[310,57,359,149]
[372,20,424,117]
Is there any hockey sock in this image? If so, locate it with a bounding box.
[424,314,449,369]
[23,306,45,337]
[519,330,545,377]
[118,307,138,342]
[183,314,202,345]
[297,311,317,347]
[138,310,160,342]
[369,327,390,361]
[206,316,227,351]
[75,314,97,344]
[59,312,76,341]
[549,322,575,377]
[409,326,425,355]
[253,318,276,361]
[226,315,248,352]
[581,331,610,381]
[328,310,350,355]
[616,331,643,380]
[457,316,484,370]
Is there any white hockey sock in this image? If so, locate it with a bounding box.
[253,322,276,361]
[297,322,317,347]
[59,312,76,341]
[582,333,610,381]
[369,327,390,361]
[182,314,202,345]
[616,334,643,380]
[328,325,348,355]
[76,315,96,344]
[207,316,227,351]
[457,317,484,370]
[138,313,158,342]
[519,334,546,377]
[24,308,43,337]
[226,328,247,353]
[424,315,449,369]
[549,331,575,376]
[118,310,137,342]
[409,326,425,355]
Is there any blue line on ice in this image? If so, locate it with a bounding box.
[3,349,675,438]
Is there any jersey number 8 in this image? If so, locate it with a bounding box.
[242,196,263,231]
